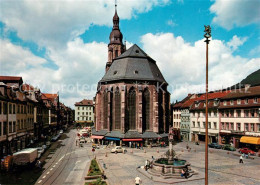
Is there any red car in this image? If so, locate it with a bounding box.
[239,148,256,155]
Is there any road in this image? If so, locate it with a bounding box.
[35,129,91,185]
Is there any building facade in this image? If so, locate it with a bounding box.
[218,86,260,149]
[0,76,73,159]
[75,99,94,124]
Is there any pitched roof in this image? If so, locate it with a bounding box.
[0,76,23,81]
[75,99,93,106]
[100,44,167,83]
[221,86,260,99]
[42,93,58,100]
[142,131,161,139]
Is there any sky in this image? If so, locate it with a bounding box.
[0,0,259,108]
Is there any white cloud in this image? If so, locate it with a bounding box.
[210,0,260,29]
[141,33,260,101]
[0,0,169,48]
[0,39,47,74]
[227,35,248,51]
[0,38,107,107]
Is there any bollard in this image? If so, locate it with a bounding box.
[157,149,159,153]
[144,149,146,153]
[131,149,133,154]
[105,152,107,157]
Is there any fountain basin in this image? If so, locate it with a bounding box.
[148,158,194,178]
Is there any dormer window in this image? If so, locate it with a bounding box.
[237,99,241,104]
[254,97,257,103]
[195,103,199,107]
[245,99,249,104]
[230,100,234,105]
[214,101,218,106]
[203,103,206,107]
[224,101,227,106]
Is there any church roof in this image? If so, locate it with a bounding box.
[100,44,167,83]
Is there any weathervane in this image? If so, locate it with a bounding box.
[204,25,211,43]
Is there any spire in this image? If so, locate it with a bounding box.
[106,1,126,72]
[113,0,119,29]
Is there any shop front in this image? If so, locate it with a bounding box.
[122,138,143,148]
[105,137,121,146]
[240,136,260,151]
[90,135,104,144]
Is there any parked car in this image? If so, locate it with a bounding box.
[208,143,222,149]
[59,130,64,134]
[36,147,45,158]
[239,148,256,155]
[222,144,236,151]
[111,146,127,153]
[51,134,60,142]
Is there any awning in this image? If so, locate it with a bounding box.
[122,139,143,141]
[240,136,260,145]
[90,135,104,139]
[105,137,120,141]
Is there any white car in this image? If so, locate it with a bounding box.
[111,146,127,153]
[59,130,64,134]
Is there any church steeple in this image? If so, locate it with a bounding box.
[106,2,125,72]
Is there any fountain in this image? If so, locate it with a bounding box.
[148,129,197,179]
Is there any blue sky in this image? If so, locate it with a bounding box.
[0,0,259,107]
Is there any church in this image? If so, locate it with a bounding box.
[92,5,171,146]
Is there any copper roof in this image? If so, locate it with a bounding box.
[75,99,93,106]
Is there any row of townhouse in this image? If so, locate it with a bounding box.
[0,76,73,158]
[172,85,260,150]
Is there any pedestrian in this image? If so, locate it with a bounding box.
[145,159,148,171]
[181,169,185,178]
[239,155,243,163]
[129,141,132,148]
[135,176,141,185]
[152,156,155,161]
[76,139,78,146]
[36,160,42,169]
[184,168,188,179]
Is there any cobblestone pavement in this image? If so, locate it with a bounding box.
[91,141,260,185]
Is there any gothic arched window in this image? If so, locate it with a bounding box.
[103,91,108,129]
[109,88,113,131]
[127,87,136,130]
[142,88,150,131]
[115,87,121,129]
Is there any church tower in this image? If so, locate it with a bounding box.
[106,3,125,72]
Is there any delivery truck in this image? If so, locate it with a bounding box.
[12,148,38,166]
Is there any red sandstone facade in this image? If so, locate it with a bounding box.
[94,8,170,139]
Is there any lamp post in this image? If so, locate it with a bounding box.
[204,25,211,185]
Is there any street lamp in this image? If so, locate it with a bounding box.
[204,25,211,185]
